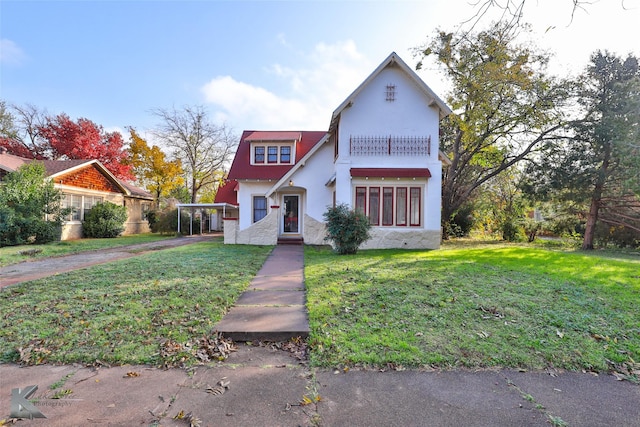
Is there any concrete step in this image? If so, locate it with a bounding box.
[215,244,309,342]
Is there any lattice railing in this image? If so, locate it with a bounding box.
[349,135,431,156]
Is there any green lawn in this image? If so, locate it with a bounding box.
[2,239,638,378]
[305,243,640,377]
[0,234,175,267]
[0,241,272,366]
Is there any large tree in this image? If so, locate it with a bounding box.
[525,51,640,249]
[0,105,132,180]
[151,105,236,203]
[0,103,48,158]
[127,128,184,201]
[38,114,133,180]
[416,23,569,232]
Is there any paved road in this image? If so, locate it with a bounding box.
[0,234,218,288]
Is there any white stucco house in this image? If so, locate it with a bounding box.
[214,52,451,249]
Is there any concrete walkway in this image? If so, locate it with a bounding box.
[214,245,310,341]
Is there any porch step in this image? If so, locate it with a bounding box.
[277,237,304,245]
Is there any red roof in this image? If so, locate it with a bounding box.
[226,130,327,181]
[214,179,239,205]
[244,131,301,142]
[350,168,432,178]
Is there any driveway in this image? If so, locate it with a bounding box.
[0,234,219,288]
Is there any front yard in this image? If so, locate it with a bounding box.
[1,239,638,379]
[305,243,640,378]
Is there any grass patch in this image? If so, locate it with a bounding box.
[305,243,640,373]
[0,234,175,267]
[0,241,272,366]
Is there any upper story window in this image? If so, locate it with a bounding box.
[251,143,294,165]
[267,146,278,163]
[254,146,265,163]
[280,146,291,163]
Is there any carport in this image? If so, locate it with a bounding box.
[176,203,237,235]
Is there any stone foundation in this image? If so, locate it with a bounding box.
[303,214,327,245]
[360,228,441,250]
[224,211,278,245]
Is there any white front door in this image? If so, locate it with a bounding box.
[283,195,299,234]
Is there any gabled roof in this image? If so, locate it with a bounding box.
[0,149,29,172]
[328,52,452,133]
[226,130,327,181]
[0,150,152,200]
[214,179,239,205]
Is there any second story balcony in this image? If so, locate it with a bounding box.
[349,135,431,157]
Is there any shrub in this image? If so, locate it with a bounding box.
[152,208,200,235]
[323,203,371,255]
[83,202,128,238]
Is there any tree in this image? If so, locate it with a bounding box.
[466,1,626,30]
[38,114,133,180]
[152,105,236,203]
[0,162,65,246]
[127,128,184,201]
[0,103,48,158]
[0,105,133,180]
[416,23,569,234]
[524,51,640,249]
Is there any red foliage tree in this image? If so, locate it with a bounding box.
[37,114,133,180]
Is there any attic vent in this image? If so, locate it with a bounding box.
[385,84,396,102]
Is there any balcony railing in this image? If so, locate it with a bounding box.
[349,135,431,156]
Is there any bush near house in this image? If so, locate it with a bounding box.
[0,162,65,247]
[83,201,128,238]
[323,203,371,254]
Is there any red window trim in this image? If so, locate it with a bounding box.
[368,187,380,226]
[410,187,421,227]
[396,187,407,226]
[355,186,367,215]
[382,187,394,226]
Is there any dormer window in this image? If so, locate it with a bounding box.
[251,142,294,165]
[254,146,265,163]
[280,146,291,163]
[267,146,278,163]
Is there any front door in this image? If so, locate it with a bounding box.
[283,195,299,233]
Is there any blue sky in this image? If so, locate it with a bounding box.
[1,0,639,140]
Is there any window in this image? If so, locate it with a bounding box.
[355,187,366,215]
[369,187,380,225]
[83,196,103,218]
[254,146,265,163]
[410,187,421,226]
[353,185,421,227]
[253,144,293,165]
[62,194,100,221]
[280,146,291,163]
[382,187,394,226]
[396,187,407,226]
[253,196,267,223]
[267,146,278,163]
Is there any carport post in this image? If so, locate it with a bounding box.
[177,206,181,234]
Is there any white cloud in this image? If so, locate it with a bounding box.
[0,39,27,66]
[201,41,374,131]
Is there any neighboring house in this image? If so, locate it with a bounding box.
[0,148,154,240]
[215,51,452,249]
